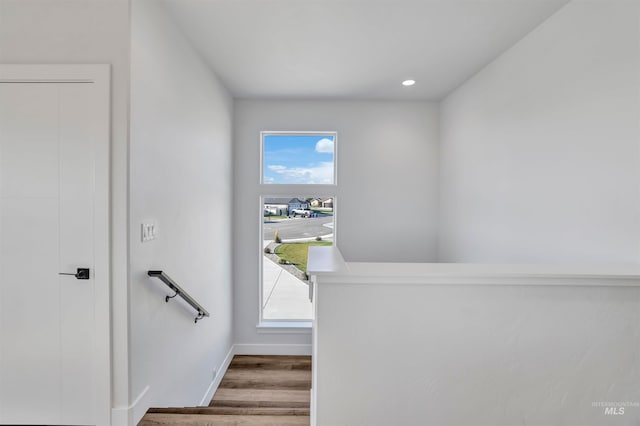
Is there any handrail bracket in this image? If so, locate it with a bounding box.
[165,290,179,303]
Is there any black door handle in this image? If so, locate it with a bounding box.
[59,268,90,280]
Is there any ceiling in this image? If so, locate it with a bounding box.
[164,0,570,101]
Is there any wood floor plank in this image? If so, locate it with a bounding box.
[139,413,310,426]
[219,369,311,390]
[147,407,309,416]
[210,388,310,408]
[229,355,311,371]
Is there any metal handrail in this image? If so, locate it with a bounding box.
[147,270,210,323]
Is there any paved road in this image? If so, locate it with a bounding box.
[263,216,333,240]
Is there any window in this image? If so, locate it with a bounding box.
[262,133,336,184]
[262,195,334,321]
[260,132,336,325]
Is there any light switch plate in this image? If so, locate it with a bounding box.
[141,221,157,242]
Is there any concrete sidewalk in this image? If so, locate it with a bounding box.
[262,241,312,320]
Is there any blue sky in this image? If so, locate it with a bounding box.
[263,134,335,184]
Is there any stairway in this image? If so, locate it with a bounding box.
[138,355,311,425]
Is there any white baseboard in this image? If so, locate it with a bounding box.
[111,384,149,426]
[233,343,312,356]
[110,406,131,426]
[198,345,235,406]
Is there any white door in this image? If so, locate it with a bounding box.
[0,65,110,426]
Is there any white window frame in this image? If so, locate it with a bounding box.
[258,131,338,329]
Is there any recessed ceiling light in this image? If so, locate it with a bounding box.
[402,79,416,86]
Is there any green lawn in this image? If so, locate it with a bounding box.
[275,242,332,273]
[311,209,333,216]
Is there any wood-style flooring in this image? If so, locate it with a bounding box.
[138,355,311,425]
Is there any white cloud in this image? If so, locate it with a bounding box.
[315,138,334,154]
[267,162,334,184]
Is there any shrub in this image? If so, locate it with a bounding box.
[264,247,271,254]
[274,230,281,244]
[278,258,287,265]
[315,236,322,241]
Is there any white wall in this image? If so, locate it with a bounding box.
[233,100,439,346]
[130,0,233,422]
[0,0,131,421]
[313,259,640,426]
[439,0,640,263]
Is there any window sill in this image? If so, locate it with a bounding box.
[257,321,312,334]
